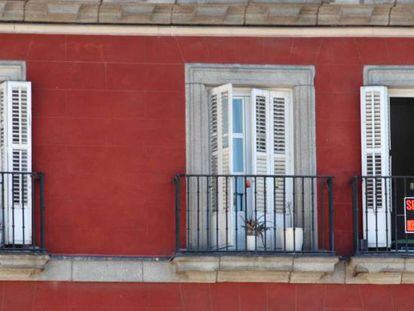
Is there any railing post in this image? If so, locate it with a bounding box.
[327,177,334,252]
[39,173,45,251]
[352,177,360,254]
[174,175,181,253]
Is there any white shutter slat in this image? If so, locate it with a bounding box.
[361,86,391,248]
[0,81,32,245]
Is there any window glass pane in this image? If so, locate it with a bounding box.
[232,98,243,133]
[234,176,245,211]
[233,138,244,172]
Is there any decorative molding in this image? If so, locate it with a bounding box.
[245,4,319,26]
[0,254,412,284]
[173,4,245,25]
[186,64,315,87]
[0,2,412,26]
[0,1,24,21]
[0,61,26,82]
[364,66,414,88]
[25,0,100,23]
[318,4,392,26]
[100,3,173,25]
[390,4,414,26]
[0,254,344,284]
[0,253,50,279]
[346,256,414,284]
[4,24,414,37]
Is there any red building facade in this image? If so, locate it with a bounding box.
[1,4,414,308]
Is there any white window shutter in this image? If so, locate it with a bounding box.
[251,89,271,211]
[251,89,294,249]
[251,90,294,207]
[209,84,234,249]
[270,91,294,213]
[360,86,391,248]
[0,81,32,245]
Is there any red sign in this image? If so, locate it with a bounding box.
[405,197,414,233]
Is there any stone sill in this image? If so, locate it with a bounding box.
[346,255,414,284]
[172,255,340,283]
[0,253,50,279]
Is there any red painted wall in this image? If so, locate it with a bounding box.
[3,33,412,256]
[0,281,412,310]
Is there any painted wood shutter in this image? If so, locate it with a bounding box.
[0,81,32,245]
[360,86,391,248]
[251,89,271,212]
[251,89,293,247]
[209,84,234,249]
[270,91,294,213]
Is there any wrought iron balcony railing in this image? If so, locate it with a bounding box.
[174,174,334,255]
[352,176,414,255]
[0,172,45,252]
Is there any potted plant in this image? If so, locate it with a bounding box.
[242,216,269,251]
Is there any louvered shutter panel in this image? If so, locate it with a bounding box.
[360,86,391,248]
[0,81,32,245]
[251,89,271,212]
[209,84,234,249]
[251,90,293,249]
[270,91,294,213]
[251,89,274,249]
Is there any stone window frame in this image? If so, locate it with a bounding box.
[364,65,414,87]
[185,63,317,249]
[0,61,26,82]
[185,63,316,177]
[362,65,414,244]
[349,66,414,282]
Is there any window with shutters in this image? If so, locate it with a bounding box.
[0,81,33,246]
[206,85,297,250]
[184,64,321,253]
[359,84,414,251]
[208,86,294,182]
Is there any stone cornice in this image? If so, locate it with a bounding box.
[1,1,414,26]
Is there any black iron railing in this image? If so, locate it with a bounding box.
[0,172,45,252]
[174,174,334,254]
[352,176,414,255]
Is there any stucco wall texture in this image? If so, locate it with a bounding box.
[0,281,411,310]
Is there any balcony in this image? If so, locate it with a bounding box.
[0,172,45,253]
[349,175,414,283]
[174,174,334,255]
[0,172,49,277]
[352,175,414,255]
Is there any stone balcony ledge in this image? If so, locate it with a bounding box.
[172,255,340,283]
[2,254,414,284]
[0,253,50,279]
[346,256,414,284]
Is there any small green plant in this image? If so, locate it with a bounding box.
[241,216,269,240]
